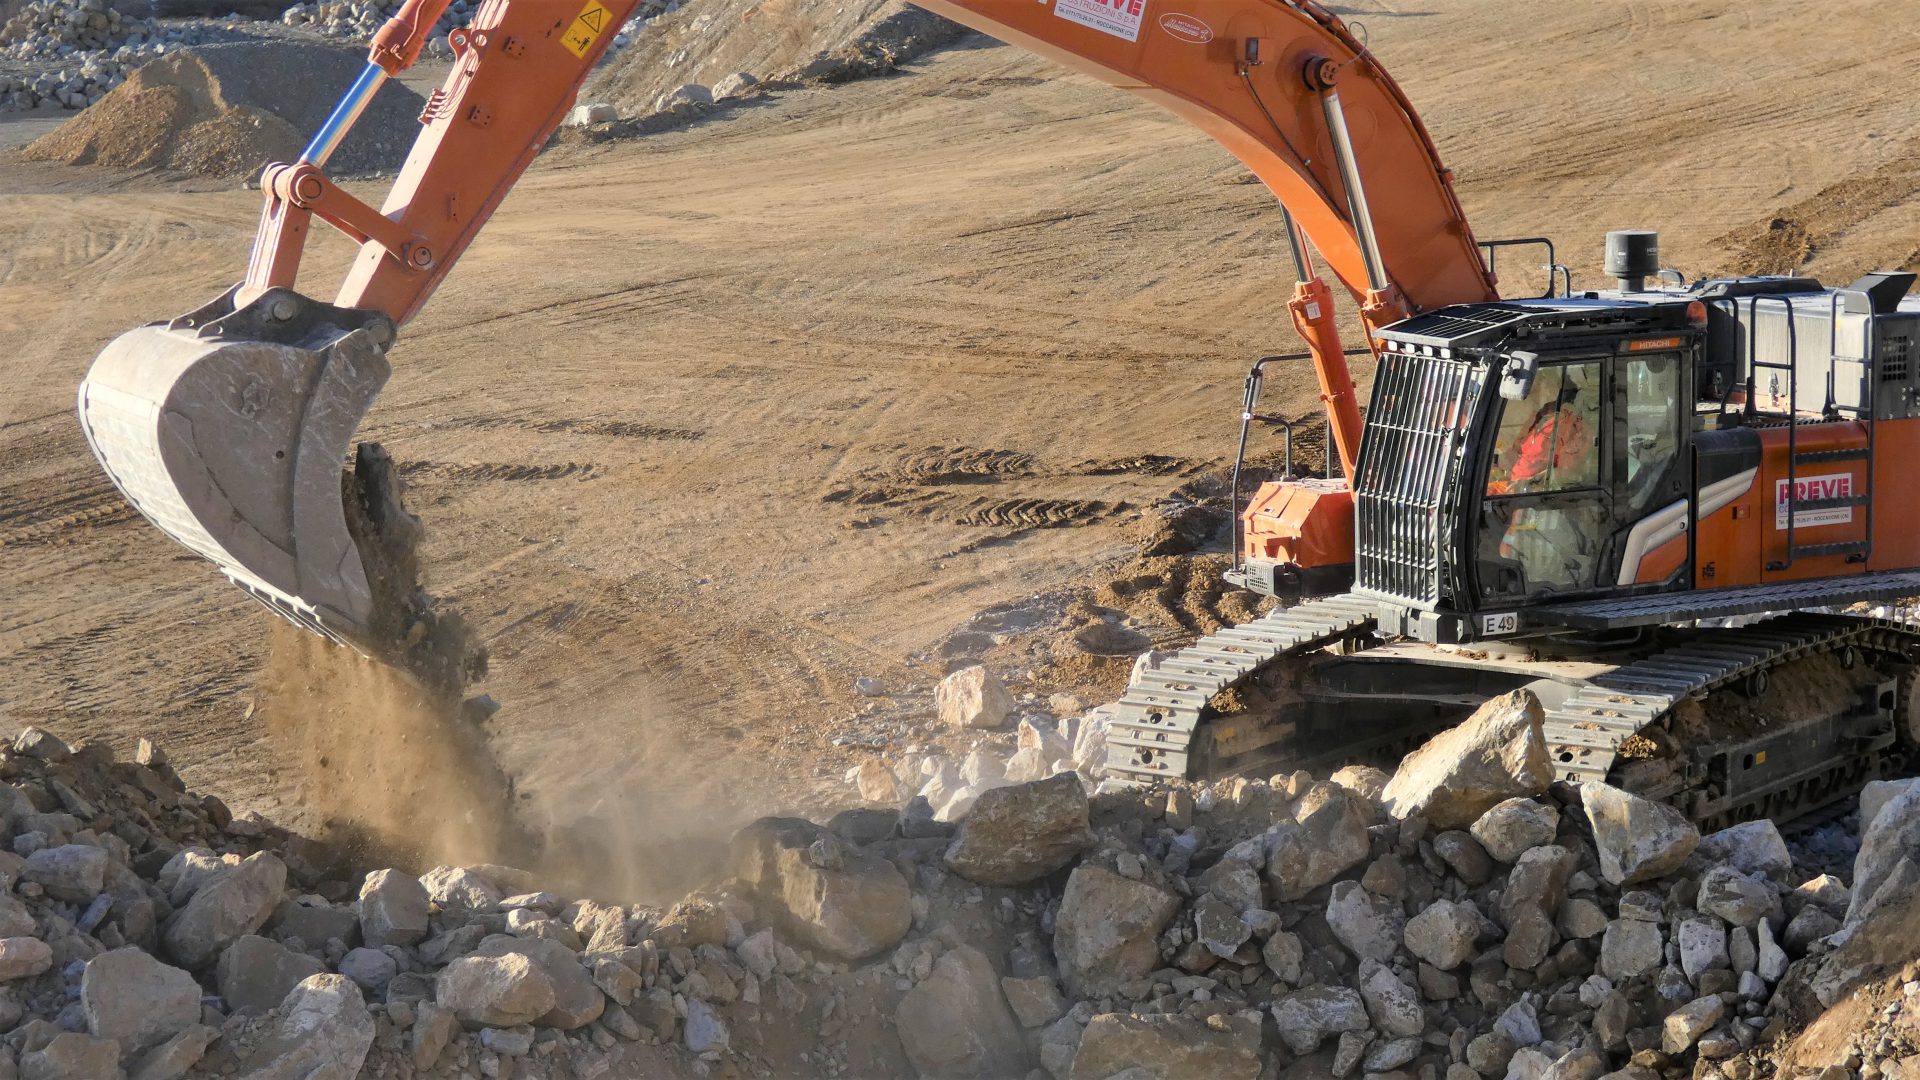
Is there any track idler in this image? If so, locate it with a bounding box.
[76,286,394,650]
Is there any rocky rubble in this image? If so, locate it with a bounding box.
[0,702,1903,1078]
[280,0,675,61]
[0,0,183,111]
[1,0,156,62]
[581,0,969,131]
[1,0,674,116]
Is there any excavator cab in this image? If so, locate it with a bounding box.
[1352,294,1710,641]
[1472,348,1686,605]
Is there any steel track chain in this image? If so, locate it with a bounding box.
[1543,611,1920,784]
[1102,593,1378,785]
[1104,600,1920,793]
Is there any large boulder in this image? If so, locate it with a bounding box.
[1500,846,1577,927]
[1380,691,1552,828]
[684,998,728,1054]
[419,866,503,915]
[1692,819,1791,883]
[22,844,108,903]
[0,937,51,980]
[217,935,326,1015]
[1599,919,1663,981]
[1326,881,1405,962]
[1357,960,1425,1038]
[357,869,429,947]
[1790,867,1920,1008]
[1053,853,1181,997]
[1470,798,1559,863]
[266,900,360,952]
[894,946,1029,1078]
[1697,866,1772,928]
[1861,779,1920,835]
[730,818,911,960]
[1068,1012,1263,1080]
[473,937,604,1030]
[435,954,555,1028]
[1272,985,1369,1055]
[1404,899,1481,970]
[80,948,201,1057]
[936,665,1015,730]
[234,974,375,1080]
[163,852,286,969]
[1851,780,1920,925]
[20,1033,121,1080]
[943,774,1091,886]
[1580,783,1698,885]
[1265,784,1373,901]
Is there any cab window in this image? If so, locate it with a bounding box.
[1622,353,1681,510]
[1486,362,1602,496]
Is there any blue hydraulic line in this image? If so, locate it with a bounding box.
[301,61,389,167]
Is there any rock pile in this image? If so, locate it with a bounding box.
[1,0,157,60]
[0,0,162,111]
[585,0,969,127]
[0,0,272,112]
[280,0,675,60]
[844,663,1103,822]
[0,687,1900,1077]
[278,0,476,58]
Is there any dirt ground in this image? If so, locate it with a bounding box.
[3,0,1920,880]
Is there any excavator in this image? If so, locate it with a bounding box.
[75,0,1920,829]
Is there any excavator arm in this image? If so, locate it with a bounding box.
[76,0,1500,652]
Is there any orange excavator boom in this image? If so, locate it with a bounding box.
[77,0,1500,647]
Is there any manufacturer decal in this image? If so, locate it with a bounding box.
[1053,0,1147,42]
[1774,472,1854,529]
[1158,12,1214,43]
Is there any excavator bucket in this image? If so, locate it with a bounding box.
[75,287,395,650]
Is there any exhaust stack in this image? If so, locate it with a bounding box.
[1605,229,1660,292]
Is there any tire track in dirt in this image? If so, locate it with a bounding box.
[405,276,716,338]
[948,496,1121,528]
[820,444,1201,532]
[0,466,131,546]
[425,414,705,441]
[397,461,603,483]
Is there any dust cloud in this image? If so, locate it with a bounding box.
[256,443,781,903]
[262,622,762,905]
[261,623,535,871]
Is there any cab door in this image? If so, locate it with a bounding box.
[1609,351,1691,588]
[1473,358,1612,604]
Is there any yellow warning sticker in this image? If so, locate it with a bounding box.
[560,0,611,57]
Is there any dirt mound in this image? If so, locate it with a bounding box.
[21,39,424,175]
[586,0,969,119]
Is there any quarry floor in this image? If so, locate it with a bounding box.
[2,0,1918,874]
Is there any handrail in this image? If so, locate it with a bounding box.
[1478,237,1559,299]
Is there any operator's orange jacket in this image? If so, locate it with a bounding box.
[1511,408,1593,488]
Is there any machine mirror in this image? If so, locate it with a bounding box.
[1499,351,1539,400]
